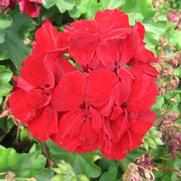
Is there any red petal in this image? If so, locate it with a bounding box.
[52,70,85,112]
[90,107,103,132]
[21,54,55,88]
[133,23,158,63]
[104,110,128,142]
[28,106,57,141]
[100,134,127,160]
[117,68,133,104]
[127,71,158,112]
[88,68,119,111]
[119,30,137,65]
[52,110,100,152]
[96,39,120,69]
[65,20,98,68]
[9,89,49,123]
[95,9,130,33]
[135,22,145,39]
[14,76,34,92]
[131,61,158,77]
[33,20,68,54]
[129,111,155,136]
[126,130,143,151]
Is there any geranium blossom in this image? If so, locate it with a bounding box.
[65,9,157,72]
[9,53,74,141]
[0,0,43,17]
[18,0,43,17]
[51,69,119,152]
[100,69,157,159]
[9,21,74,141]
[9,9,158,160]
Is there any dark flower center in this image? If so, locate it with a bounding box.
[79,102,92,121]
[79,102,89,111]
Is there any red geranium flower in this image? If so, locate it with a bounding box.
[100,110,156,159]
[9,53,74,141]
[9,9,158,160]
[51,69,120,152]
[100,69,157,159]
[65,9,131,70]
[65,9,157,72]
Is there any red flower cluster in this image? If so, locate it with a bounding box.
[9,9,158,159]
[0,0,43,17]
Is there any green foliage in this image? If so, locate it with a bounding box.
[44,0,99,19]
[68,0,99,19]
[0,14,12,29]
[52,161,89,181]
[0,144,46,178]
[0,14,12,44]
[99,163,118,181]
[36,168,54,181]
[143,127,164,151]
[44,0,75,13]
[46,141,101,178]
[0,11,35,70]
[174,66,181,78]
[0,66,12,104]
[0,118,13,142]
[100,0,124,9]
[120,0,167,53]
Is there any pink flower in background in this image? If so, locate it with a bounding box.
[18,0,43,17]
[0,0,43,17]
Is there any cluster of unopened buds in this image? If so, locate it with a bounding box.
[167,10,181,30]
[0,0,43,17]
[123,153,155,181]
[158,112,181,159]
[155,38,181,95]
[155,62,179,94]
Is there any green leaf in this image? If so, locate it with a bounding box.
[163,24,181,50]
[68,0,99,19]
[46,141,101,178]
[44,0,56,9]
[56,0,75,13]
[51,161,89,181]
[120,0,155,22]
[100,0,124,9]
[0,15,12,44]
[44,0,75,13]
[174,67,181,77]
[36,169,54,181]
[0,145,46,178]
[73,154,101,178]
[152,96,165,111]
[0,12,35,70]
[0,14,12,29]
[144,21,167,52]
[99,164,118,181]
[0,65,12,104]
[0,118,14,142]
[169,29,181,50]
[0,30,5,44]
[19,128,29,141]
